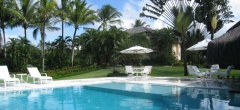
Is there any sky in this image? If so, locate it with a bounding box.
[4,0,240,45]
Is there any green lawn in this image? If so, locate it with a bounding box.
[58,69,114,80]
[58,66,240,80]
[151,66,190,77]
[2,66,239,83]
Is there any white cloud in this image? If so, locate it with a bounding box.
[5,0,240,45]
[5,34,18,42]
[119,0,240,39]
[118,0,165,30]
[153,19,163,29]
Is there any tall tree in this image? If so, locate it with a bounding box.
[15,0,39,65]
[67,0,98,66]
[97,5,122,30]
[55,0,71,63]
[33,0,59,71]
[195,0,234,40]
[0,0,25,59]
[140,0,196,76]
[131,19,149,28]
[45,36,72,69]
[17,0,39,39]
[55,0,71,43]
[80,27,129,66]
[6,36,31,72]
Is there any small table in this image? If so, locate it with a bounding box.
[133,67,144,76]
[205,69,219,79]
[16,73,28,83]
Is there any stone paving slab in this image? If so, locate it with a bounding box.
[0,77,239,92]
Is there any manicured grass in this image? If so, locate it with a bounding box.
[151,66,191,78]
[1,66,239,83]
[0,74,34,83]
[57,69,114,80]
[58,66,240,80]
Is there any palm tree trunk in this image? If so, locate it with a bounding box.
[211,29,214,40]
[182,35,188,76]
[0,30,2,49]
[61,21,64,68]
[3,28,6,59]
[71,28,77,67]
[41,24,45,72]
[24,26,28,65]
[24,26,27,39]
[62,21,64,40]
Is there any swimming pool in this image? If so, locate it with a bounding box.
[0,82,239,110]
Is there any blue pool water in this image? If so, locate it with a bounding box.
[0,82,239,110]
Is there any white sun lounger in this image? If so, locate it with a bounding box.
[140,66,152,79]
[219,65,233,78]
[0,66,20,88]
[187,65,206,79]
[125,66,135,78]
[27,67,53,84]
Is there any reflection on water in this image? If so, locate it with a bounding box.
[123,83,240,110]
[163,87,240,110]
[0,84,240,110]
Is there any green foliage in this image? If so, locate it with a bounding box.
[185,28,206,67]
[46,65,98,79]
[1,0,235,78]
[45,36,72,69]
[140,0,196,76]
[112,69,121,74]
[131,19,149,27]
[173,61,184,66]
[67,0,98,66]
[112,34,152,66]
[4,36,40,72]
[150,28,177,65]
[195,0,234,39]
[79,26,128,66]
[97,4,122,30]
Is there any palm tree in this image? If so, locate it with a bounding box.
[14,0,39,65]
[195,0,234,40]
[55,0,71,63]
[32,0,59,71]
[97,5,122,30]
[55,0,71,42]
[173,6,194,76]
[45,36,72,68]
[67,0,98,66]
[0,0,25,59]
[17,0,39,39]
[6,36,31,71]
[140,0,196,76]
[131,19,149,28]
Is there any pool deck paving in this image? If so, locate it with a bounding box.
[0,77,240,92]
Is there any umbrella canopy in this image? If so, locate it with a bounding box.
[187,39,211,51]
[120,46,153,54]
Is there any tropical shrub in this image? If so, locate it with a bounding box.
[46,65,98,79]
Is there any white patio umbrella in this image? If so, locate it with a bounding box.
[120,45,153,54]
[187,39,211,51]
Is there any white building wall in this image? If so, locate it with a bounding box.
[172,43,181,60]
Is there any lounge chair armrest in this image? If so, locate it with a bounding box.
[41,73,48,77]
